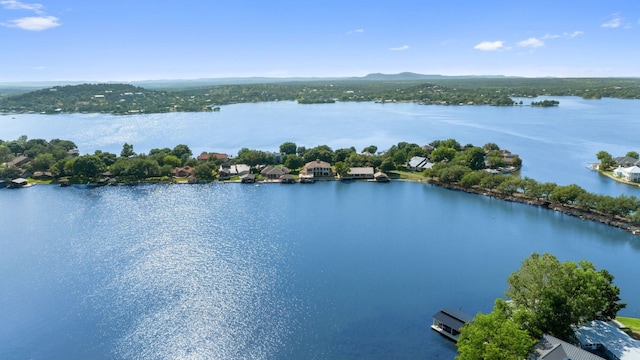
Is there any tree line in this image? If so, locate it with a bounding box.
[2,77,640,115]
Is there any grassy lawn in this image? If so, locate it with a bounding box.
[617,317,640,332]
[389,170,428,181]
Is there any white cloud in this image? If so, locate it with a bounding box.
[474,41,505,51]
[602,14,622,28]
[390,45,409,51]
[542,31,584,40]
[347,28,364,35]
[0,0,44,14]
[517,37,544,48]
[3,15,60,30]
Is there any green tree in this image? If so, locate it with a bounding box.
[0,144,13,163]
[334,147,356,163]
[626,151,639,159]
[279,141,297,155]
[549,184,586,204]
[72,155,106,179]
[94,150,117,167]
[457,299,536,360]
[334,161,350,178]
[284,154,305,170]
[505,253,625,339]
[379,157,395,172]
[465,146,486,170]
[303,145,334,163]
[430,146,456,163]
[171,144,192,161]
[120,143,135,158]
[362,145,378,154]
[194,163,215,180]
[162,155,182,168]
[31,153,55,172]
[596,150,616,170]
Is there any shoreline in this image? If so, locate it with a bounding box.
[14,175,640,236]
[424,178,640,236]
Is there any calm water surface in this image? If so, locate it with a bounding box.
[1,182,639,359]
[1,99,640,359]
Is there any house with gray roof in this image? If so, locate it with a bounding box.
[614,157,640,168]
[407,156,433,171]
[340,167,374,180]
[613,165,640,182]
[531,334,605,360]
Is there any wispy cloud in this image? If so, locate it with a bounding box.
[2,15,60,30]
[517,37,544,48]
[474,41,505,51]
[602,13,622,28]
[542,30,583,40]
[346,28,364,35]
[390,45,409,51]
[0,0,60,30]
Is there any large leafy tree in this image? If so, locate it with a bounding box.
[596,150,616,170]
[72,155,106,179]
[505,253,625,339]
[457,299,536,360]
[279,141,297,155]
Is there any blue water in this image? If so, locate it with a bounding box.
[2,99,640,358]
[1,182,639,359]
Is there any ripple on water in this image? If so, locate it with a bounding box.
[87,185,294,359]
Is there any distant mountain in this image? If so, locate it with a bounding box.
[0,73,521,90]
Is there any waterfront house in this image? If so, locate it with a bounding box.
[213,153,229,161]
[340,167,374,180]
[615,156,640,168]
[219,163,250,176]
[7,155,30,167]
[197,152,210,161]
[431,308,473,342]
[530,334,605,360]
[171,166,194,178]
[261,166,290,180]
[613,165,640,182]
[573,320,640,360]
[302,159,332,179]
[407,156,433,171]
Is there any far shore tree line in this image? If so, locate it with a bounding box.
[2,78,640,115]
[2,135,640,224]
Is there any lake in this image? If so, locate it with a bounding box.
[1,99,640,359]
[3,98,640,196]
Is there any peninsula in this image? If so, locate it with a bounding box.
[2,135,640,235]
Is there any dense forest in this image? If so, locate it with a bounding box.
[1,76,639,115]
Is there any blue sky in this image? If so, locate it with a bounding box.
[1,0,639,82]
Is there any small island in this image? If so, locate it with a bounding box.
[530,99,559,107]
